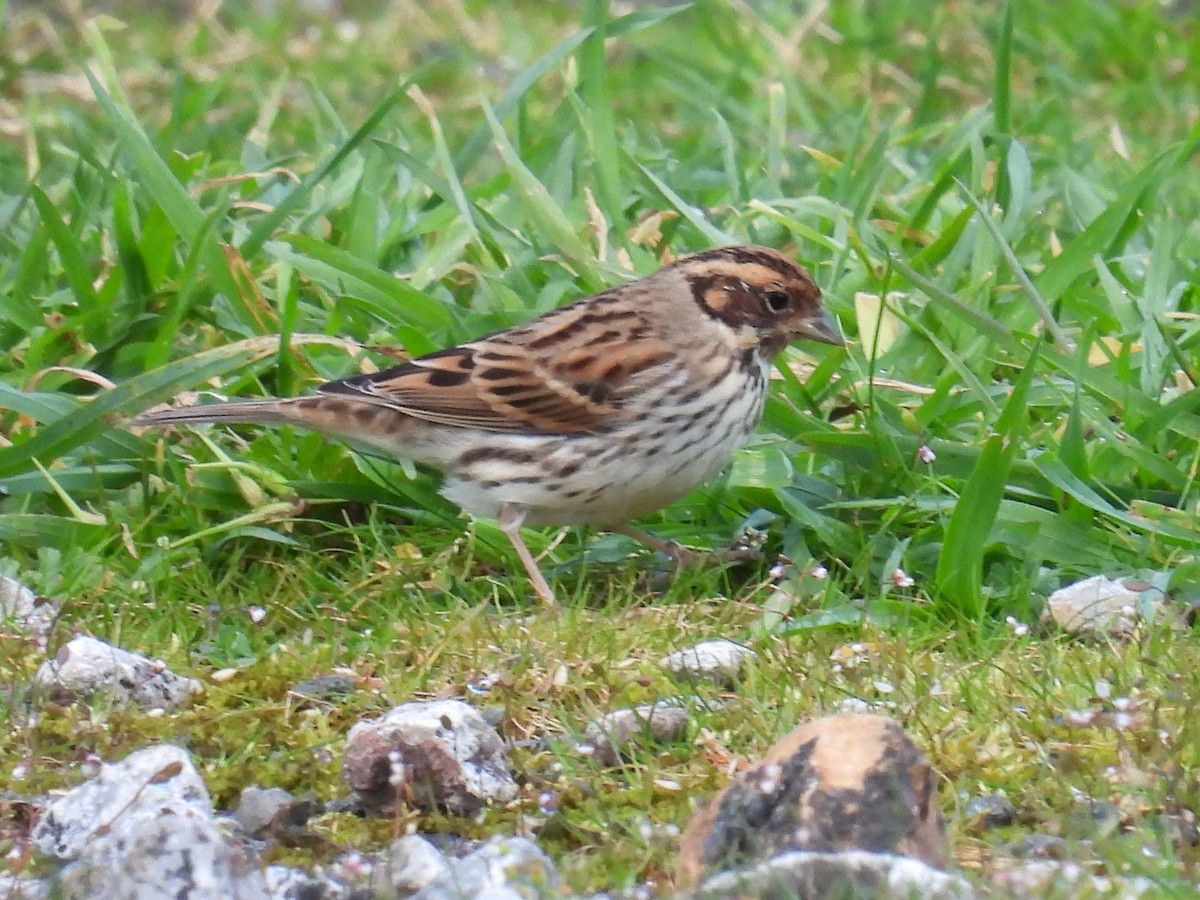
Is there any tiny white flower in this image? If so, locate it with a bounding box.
[1004,616,1030,637]
[1063,709,1099,727]
[1111,712,1137,731]
[538,791,560,815]
[388,751,407,787]
[917,445,936,464]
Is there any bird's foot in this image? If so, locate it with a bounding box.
[611,525,763,568]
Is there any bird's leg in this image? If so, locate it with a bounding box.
[497,504,556,606]
[612,524,762,567]
[611,524,700,566]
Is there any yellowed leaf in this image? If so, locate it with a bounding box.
[627,210,678,246]
[854,291,904,356]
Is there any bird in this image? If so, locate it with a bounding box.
[132,245,842,604]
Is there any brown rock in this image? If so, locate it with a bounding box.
[677,713,947,886]
[341,699,517,816]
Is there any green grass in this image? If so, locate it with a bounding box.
[2,0,1200,893]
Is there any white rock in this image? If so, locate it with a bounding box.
[32,744,269,900]
[33,635,202,711]
[341,700,517,815]
[0,875,49,899]
[694,850,975,899]
[33,744,211,860]
[1043,575,1156,637]
[53,805,268,900]
[991,859,1153,898]
[263,865,353,898]
[412,836,559,900]
[662,639,757,686]
[0,573,57,644]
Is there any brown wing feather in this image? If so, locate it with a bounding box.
[318,299,673,435]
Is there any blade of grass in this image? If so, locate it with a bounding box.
[991,0,1013,209]
[0,339,281,479]
[454,29,594,177]
[1035,453,1200,544]
[633,161,736,246]
[0,514,101,548]
[31,459,106,525]
[271,235,456,334]
[453,5,688,179]
[82,49,240,304]
[1035,126,1200,302]
[4,222,50,332]
[481,98,595,277]
[579,0,623,231]
[993,0,1012,135]
[142,206,225,371]
[958,180,1073,352]
[406,86,482,249]
[239,82,414,260]
[888,255,1017,346]
[935,343,1039,619]
[29,186,99,309]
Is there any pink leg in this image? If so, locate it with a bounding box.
[498,505,556,605]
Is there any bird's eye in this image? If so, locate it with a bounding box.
[763,290,791,312]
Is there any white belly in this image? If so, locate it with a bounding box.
[439,362,767,527]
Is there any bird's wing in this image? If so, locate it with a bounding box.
[318,300,673,435]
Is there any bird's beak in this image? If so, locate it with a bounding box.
[797,308,844,346]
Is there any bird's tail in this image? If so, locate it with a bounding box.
[130,397,312,428]
[130,395,422,464]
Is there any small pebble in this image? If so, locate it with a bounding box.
[966,794,1016,830]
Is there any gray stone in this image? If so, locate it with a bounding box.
[1002,833,1070,860]
[341,699,517,816]
[662,640,756,686]
[32,635,202,711]
[692,850,975,900]
[965,794,1016,830]
[582,703,690,766]
[290,674,356,701]
[51,805,269,900]
[236,786,298,836]
[377,834,452,897]
[412,836,559,900]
